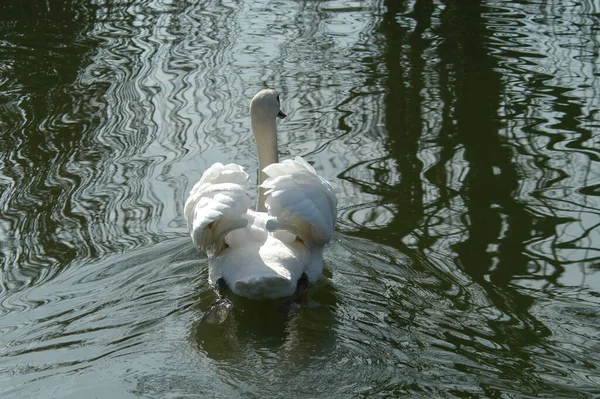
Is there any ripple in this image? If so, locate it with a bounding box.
[0,237,195,396]
[0,6,103,298]
[1,0,600,398]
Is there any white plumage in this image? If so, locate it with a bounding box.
[185,89,337,300]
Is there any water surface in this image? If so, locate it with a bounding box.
[1,0,599,397]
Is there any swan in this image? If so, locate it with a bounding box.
[184,89,337,323]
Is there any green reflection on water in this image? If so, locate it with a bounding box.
[1,0,599,398]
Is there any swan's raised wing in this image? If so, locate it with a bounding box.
[262,157,337,246]
[184,163,251,256]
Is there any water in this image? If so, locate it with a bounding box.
[1,0,599,397]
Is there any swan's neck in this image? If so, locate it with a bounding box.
[252,116,278,212]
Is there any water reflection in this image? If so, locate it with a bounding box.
[436,0,548,335]
[1,0,599,397]
[193,283,338,362]
[0,0,99,297]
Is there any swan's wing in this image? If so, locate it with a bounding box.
[262,157,337,246]
[184,163,251,256]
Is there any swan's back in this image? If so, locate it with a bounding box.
[185,157,337,300]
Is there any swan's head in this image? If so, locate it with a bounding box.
[250,89,286,121]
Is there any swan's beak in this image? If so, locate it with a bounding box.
[277,110,287,119]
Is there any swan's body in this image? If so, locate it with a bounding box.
[185,89,337,301]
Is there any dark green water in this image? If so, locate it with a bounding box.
[1,0,599,397]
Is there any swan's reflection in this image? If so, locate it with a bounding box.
[191,274,338,365]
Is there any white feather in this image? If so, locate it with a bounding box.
[184,163,251,256]
[262,157,337,245]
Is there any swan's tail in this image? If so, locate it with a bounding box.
[261,157,337,246]
[184,163,251,256]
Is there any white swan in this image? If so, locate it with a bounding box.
[184,89,337,320]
